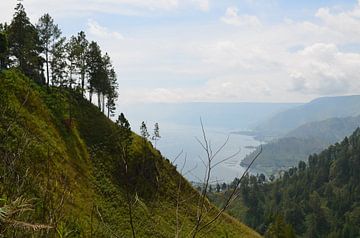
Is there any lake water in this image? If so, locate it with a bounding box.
[116,102,297,183]
[132,121,261,183]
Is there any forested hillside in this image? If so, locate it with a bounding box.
[242,115,360,175]
[213,128,360,237]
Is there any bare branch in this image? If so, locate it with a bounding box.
[211,147,241,169]
[183,163,198,177]
[197,155,207,169]
[172,150,184,165]
[211,135,230,160]
[196,145,263,234]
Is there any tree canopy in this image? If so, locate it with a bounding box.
[2,3,119,117]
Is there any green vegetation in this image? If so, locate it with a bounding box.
[1,3,118,117]
[212,128,360,237]
[242,115,360,175]
[241,137,325,175]
[0,4,262,237]
[0,69,260,237]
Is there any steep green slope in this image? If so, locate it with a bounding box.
[242,115,360,175]
[214,128,360,237]
[0,70,260,237]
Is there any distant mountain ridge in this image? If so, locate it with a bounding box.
[242,115,360,175]
[286,115,360,143]
[254,95,360,137]
[119,102,302,132]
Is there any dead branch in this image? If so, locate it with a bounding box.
[188,118,262,238]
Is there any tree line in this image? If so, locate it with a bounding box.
[210,128,360,237]
[0,3,118,117]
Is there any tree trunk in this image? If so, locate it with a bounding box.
[81,72,85,97]
[69,70,72,89]
[45,47,49,86]
[102,94,105,113]
[89,89,92,103]
[97,92,101,110]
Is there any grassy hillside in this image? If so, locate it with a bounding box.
[242,116,360,175]
[0,70,260,237]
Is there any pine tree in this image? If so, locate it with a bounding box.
[140,121,150,140]
[36,13,61,86]
[152,122,161,148]
[8,3,44,82]
[86,41,103,103]
[101,53,111,112]
[0,31,8,70]
[50,37,68,87]
[66,36,78,88]
[73,31,88,96]
[106,68,118,118]
[116,113,132,146]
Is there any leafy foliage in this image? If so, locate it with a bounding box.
[215,128,360,237]
[4,3,118,117]
[8,3,43,82]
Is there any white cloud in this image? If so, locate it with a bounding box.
[0,1,16,22]
[221,7,261,27]
[0,0,210,21]
[288,43,360,95]
[315,2,360,43]
[192,0,209,11]
[87,19,124,40]
[3,0,360,103]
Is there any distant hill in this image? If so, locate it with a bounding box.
[241,115,360,175]
[286,115,360,143]
[241,137,325,175]
[254,95,360,137]
[119,102,301,131]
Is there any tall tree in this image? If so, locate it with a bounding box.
[152,123,161,148]
[65,36,78,88]
[36,13,61,86]
[86,41,103,104]
[140,121,149,141]
[50,37,68,87]
[0,31,8,70]
[8,3,43,82]
[74,31,89,96]
[106,67,118,118]
[101,53,111,113]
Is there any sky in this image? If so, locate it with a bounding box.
[1,0,360,103]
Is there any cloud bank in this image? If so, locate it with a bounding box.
[1,0,360,103]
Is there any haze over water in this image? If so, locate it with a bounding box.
[117,102,299,182]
